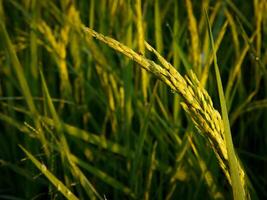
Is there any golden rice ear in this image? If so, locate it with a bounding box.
[81,26,248,195]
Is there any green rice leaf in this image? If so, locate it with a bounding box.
[19,145,79,200]
[205,9,247,200]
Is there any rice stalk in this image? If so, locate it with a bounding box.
[185,0,201,76]
[135,0,149,102]
[81,26,247,192]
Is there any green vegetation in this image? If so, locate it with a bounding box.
[0,0,266,199]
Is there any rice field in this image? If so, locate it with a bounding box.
[0,0,266,199]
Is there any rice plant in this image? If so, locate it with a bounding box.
[0,0,266,199]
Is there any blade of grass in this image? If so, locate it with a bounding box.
[205,9,247,200]
[19,145,79,200]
